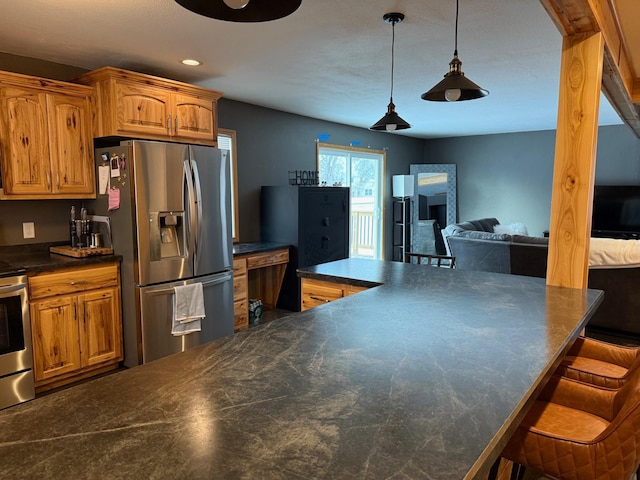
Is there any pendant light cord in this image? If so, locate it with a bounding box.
[389,18,396,103]
[454,0,459,56]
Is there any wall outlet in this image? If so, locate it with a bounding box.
[22,222,35,239]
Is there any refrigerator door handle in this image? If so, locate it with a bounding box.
[143,272,233,296]
[184,158,197,261]
[190,159,204,265]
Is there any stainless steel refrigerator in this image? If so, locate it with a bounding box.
[91,140,234,367]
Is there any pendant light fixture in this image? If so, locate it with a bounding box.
[421,0,488,102]
[370,12,411,132]
[174,0,301,22]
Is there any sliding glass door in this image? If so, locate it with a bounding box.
[317,144,385,260]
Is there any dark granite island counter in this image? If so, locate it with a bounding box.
[0,259,602,479]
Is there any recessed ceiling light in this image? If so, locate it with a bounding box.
[181,59,202,66]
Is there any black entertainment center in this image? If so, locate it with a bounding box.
[592,185,640,238]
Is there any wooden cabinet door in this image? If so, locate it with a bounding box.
[47,93,95,195]
[78,288,123,367]
[301,278,346,311]
[233,258,249,331]
[114,82,171,137]
[0,86,51,194]
[172,93,216,142]
[30,296,81,381]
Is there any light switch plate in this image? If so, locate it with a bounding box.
[22,222,35,239]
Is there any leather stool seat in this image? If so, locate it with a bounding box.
[556,336,640,389]
[501,370,640,480]
[522,400,609,442]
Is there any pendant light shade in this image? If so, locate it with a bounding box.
[174,0,301,22]
[371,12,411,132]
[370,101,411,131]
[422,0,488,102]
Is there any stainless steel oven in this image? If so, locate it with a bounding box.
[0,273,35,409]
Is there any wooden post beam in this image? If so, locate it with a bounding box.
[540,0,640,137]
[547,31,604,288]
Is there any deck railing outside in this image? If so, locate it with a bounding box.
[351,197,375,258]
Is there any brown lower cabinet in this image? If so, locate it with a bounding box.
[28,262,123,392]
[300,278,369,311]
[233,257,249,331]
[233,248,289,331]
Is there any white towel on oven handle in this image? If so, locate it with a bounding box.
[171,283,205,336]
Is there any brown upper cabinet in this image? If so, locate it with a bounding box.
[0,71,95,199]
[75,67,223,146]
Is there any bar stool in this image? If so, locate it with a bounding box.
[404,252,455,268]
[501,369,640,480]
[556,336,640,389]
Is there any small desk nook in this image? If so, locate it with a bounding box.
[232,242,289,330]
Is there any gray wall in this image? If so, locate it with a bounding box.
[423,125,640,237]
[217,98,424,260]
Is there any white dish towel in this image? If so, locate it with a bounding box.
[172,283,206,336]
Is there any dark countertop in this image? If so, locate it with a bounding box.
[233,241,290,256]
[0,243,122,274]
[0,258,603,479]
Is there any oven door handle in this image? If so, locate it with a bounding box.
[0,282,27,294]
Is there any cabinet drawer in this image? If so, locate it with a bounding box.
[233,273,248,300]
[234,312,249,331]
[246,249,289,269]
[234,298,248,330]
[29,264,119,300]
[301,279,345,311]
[233,257,247,276]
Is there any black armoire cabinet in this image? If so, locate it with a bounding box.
[261,186,350,311]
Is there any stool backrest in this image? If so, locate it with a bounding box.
[404,253,455,268]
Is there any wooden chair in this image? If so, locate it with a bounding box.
[404,252,455,268]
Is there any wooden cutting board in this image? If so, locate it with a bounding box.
[49,245,114,258]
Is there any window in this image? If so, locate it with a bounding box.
[218,129,240,242]
[317,144,385,260]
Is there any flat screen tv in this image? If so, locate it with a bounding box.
[592,185,640,237]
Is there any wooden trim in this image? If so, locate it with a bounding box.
[35,362,121,394]
[219,128,240,243]
[602,49,640,134]
[0,70,93,96]
[74,66,222,100]
[547,31,604,288]
[316,142,387,259]
[317,142,385,156]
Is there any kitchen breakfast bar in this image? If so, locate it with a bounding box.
[0,259,602,479]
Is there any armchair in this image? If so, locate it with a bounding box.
[501,371,640,479]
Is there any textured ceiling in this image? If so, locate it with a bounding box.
[0,0,625,139]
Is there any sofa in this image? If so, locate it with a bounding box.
[443,218,549,278]
[443,218,640,343]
